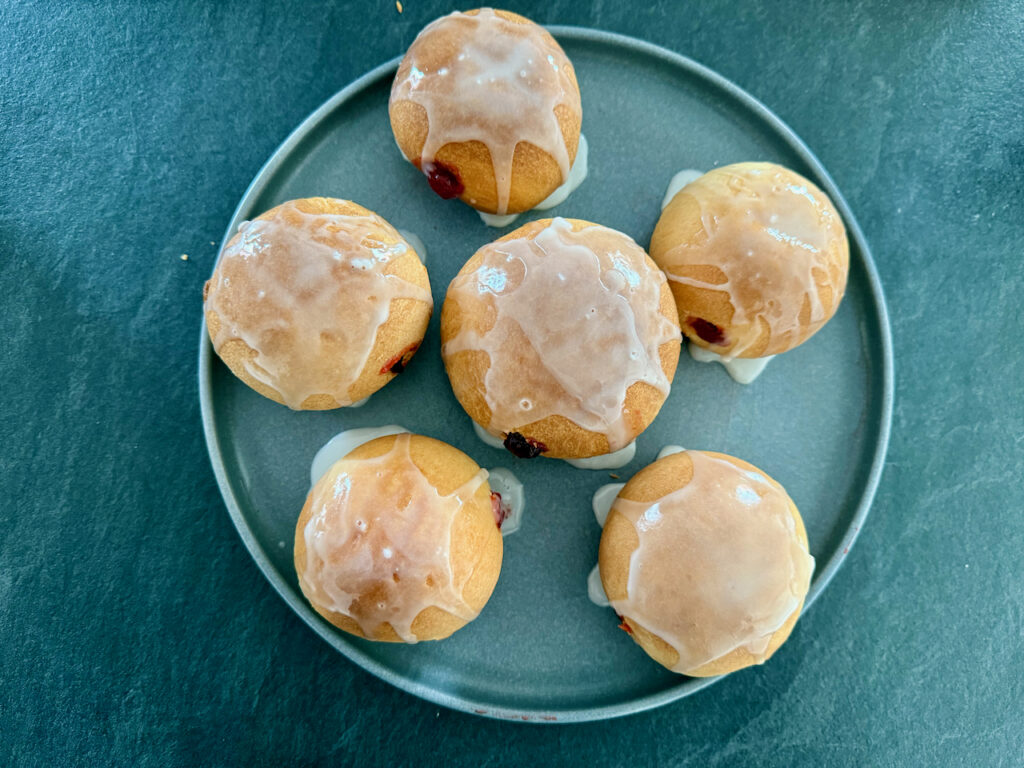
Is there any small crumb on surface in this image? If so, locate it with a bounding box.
[396,1,403,11]
[609,473,620,479]
[210,241,216,246]
[180,254,189,261]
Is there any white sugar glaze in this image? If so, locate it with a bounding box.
[309,425,410,486]
[661,168,703,210]
[299,433,487,643]
[565,440,635,470]
[587,564,610,607]
[486,467,525,536]
[391,8,581,215]
[608,450,814,673]
[397,229,428,265]
[478,134,590,227]
[656,444,685,459]
[444,217,680,453]
[688,342,774,384]
[205,203,432,409]
[475,412,634,469]
[658,164,847,358]
[592,482,625,528]
[472,420,507,451]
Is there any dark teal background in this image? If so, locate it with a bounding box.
[2,1,1022,765]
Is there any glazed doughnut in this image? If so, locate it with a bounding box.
[390,8,582,216]
[441,217,681,460]
[649,162,849,359]
[599,449,814,676]
[203,197,432,409]
[295,433,503,643]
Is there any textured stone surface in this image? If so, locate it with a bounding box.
[1,1,1022,765]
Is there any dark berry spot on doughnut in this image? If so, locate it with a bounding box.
[425,161,464,199]
[615,614,633,635]
[380,343,420,375]
[491,491,507,528]
[503,432,547,459]
[688,316,727,345]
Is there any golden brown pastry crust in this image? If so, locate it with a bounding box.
[294,433,503,642]
[598,450,809,676]
[650,162,849,358]
[389,9,582,214]
[440,218,681,459]
[204,197,432,409]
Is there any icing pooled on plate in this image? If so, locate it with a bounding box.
[486,467,525,536]
[656,444,685,460]
[592,482,625,528]
[397,229,428,265]
[688,342,774,384]
[587,564,610,607]
[565,440,635,470]
[479,134,590,227]
[310,425,410,486]
[661,168,703,210]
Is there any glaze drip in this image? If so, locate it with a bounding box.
[205,202,432,408]
[444,218,680,452]
[609,450,814,673]
[299,434,486,643]
[660,164,847,358]
[390,9,579,215]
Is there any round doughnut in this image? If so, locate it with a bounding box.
[203,197,432,409]
[649,162,849,358]
[441,217,681,460]
[295,433,503,642]
[599,449,814,676]
[390,8,582,215]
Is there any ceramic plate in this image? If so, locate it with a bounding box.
[199,28,893,722]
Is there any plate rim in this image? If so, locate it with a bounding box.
[198,25,894,723]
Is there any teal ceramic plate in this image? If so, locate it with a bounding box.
[199,28,893,723]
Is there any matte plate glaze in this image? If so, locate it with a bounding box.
[199,28,892,723]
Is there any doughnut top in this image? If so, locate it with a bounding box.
[606,450,814,674]
[390,8,580,215]
[204,199,432,409]
[443,217,680,452]
[298,433,487,643]
[654,162,849,357]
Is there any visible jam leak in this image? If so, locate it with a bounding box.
[688,316,727,346]
[616,614,633,635]
[503,432,547,459]
[490,491,507,528]
[380,343,420,376]
[424,161,464,199]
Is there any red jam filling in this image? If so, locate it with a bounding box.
[490,491,507,528]
[503,432,547,459]
[616,614,633,635]
[424,161,464,199]
[379,343,419,376]
[688,316,727,346]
